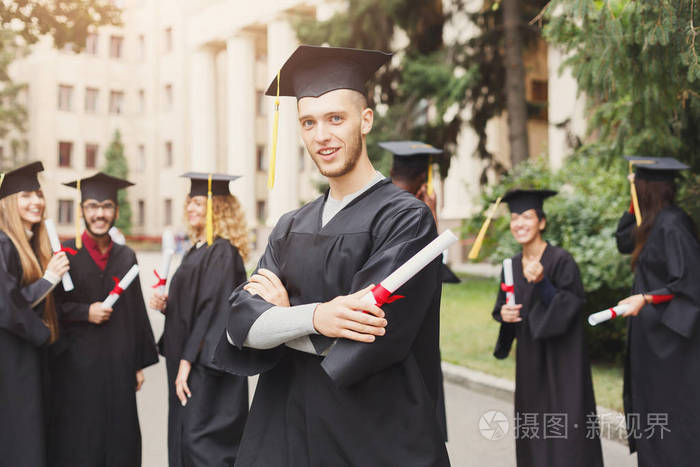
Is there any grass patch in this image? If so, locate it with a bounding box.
[440,274,625,412]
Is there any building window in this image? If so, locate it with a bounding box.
[256,145,265,172]
[528,79,548,120]
[58,200,74,224]
[138,89,145,114]
[138,34,145,61]
[256,200,266,223]
[85,87,99,113]
[164,141,173,167]
[137,200,145,226]
[256,90,265,116]
[137,144,146,171]
[109,35,123,59]
[58,85,73,111]
[163,84,173,111]
[58,141,73,167]
[164,27,173,53]
[164,199,172,226]
[85,143,99,169]
[109,90,124,114]
[86,33,98,55]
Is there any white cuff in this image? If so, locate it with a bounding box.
[43,270,61,286]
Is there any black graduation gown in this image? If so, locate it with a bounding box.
[0,231,54,467]
[440,263,461,284]
[211,179,450,467]
[492,244,603,467]
[615,206,700,466]
[48,239,159,467]
[158,237,249,467]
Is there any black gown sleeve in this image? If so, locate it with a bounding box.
[21,277,54,310]
[492,267,517,359]
[320,206,441,388]
[527,251,585,340]
[0,238,50,346]
[616,211,636,254]
[648,223,700,338]
[53,279,90,322]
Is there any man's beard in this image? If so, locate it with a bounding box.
[84,217,116,238]
[313,130,363,178]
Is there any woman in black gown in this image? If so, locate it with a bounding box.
[149,173,249,467]
[615,156,700,467]
[0,162,69,467]
[491,189,603,467]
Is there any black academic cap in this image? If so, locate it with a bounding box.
[264,45,392,99]
[381,140,444,170]
[63,172,134,202]
[181,172,240,197]
[625,156,690,182]
[0,161,44,200]
[502,189,557,214]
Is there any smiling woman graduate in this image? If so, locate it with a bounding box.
[0,162,69,467]
[491,189,603,467]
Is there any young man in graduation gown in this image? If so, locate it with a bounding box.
[211,46,450,467]
[381,140,461,284]
[492,189,603,467]
[614,157,700,467]
[48,173,159,467]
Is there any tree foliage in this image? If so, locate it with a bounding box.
[103,130,132,234]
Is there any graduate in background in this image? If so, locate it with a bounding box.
[149,173,249,467]
[0,162,69,467]
[491,189,603,467]
[211,45,450,466]
[48,173,159,467]
[614,157,700,467]
[381,140,460,284]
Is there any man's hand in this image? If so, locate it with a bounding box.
[522,260,544,284]
[244,268,290,307]
[88,302,112,324]
[313,285,387,343]
[148,292,168,313]
[135,369,145,391]
[500,303,523,323]
[175,359,192,406]
[618,294,647,317]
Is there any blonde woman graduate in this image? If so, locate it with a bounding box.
[0,161,69,467]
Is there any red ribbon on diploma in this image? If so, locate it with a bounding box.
[371,284,404,306]
[110,276,124,296]
[500,283,514,293]
[56,246,77,256]
[608,307,617,319]
[152,269,166,289]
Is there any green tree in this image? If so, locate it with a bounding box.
[103,130,132,234]
[0,1,120,169]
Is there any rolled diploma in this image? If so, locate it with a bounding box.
[588,304,631,326]
[157,249,175,294]
[44,219,74,292]
[360,229,459,305]
[503,258,515,305]
[102,264,140,309]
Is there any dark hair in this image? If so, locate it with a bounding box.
[631,177,676,268]
[535,208,547,233]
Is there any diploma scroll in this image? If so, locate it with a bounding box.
[44,219,74,292]
[360,230,459,306]
[154,229,175,294]
[587,304,631,326]
[502,258,515,305]
[102,264,139,309]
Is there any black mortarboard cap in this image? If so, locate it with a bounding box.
[181,172,240,197]
[264,45,392,99]
[63,172,134,202]
[381,140,444,171]
[502,189,557,214]
[0,161,44,200]
[624,156,689,182]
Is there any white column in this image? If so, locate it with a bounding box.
[189,46,217,172]
[266,19,299,226]
[226,34,256,222]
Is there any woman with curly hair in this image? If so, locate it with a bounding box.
[150,173,250,467]
[0,162,69,467]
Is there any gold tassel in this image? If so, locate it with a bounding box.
[468,195,503,260]
[0,172,5,191]
[75,178,82,249]
[268,70,280,189]
[427,156,434,197]
[206,174,213,246]
[629,161,642,226]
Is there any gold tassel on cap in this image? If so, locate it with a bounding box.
[268,70,280,189]
[75,178,82,249]
[427,156,434,197]
[0,172,5,191]
[468,195,503,260]
[206,174,213,246]
[628,159,654,227]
